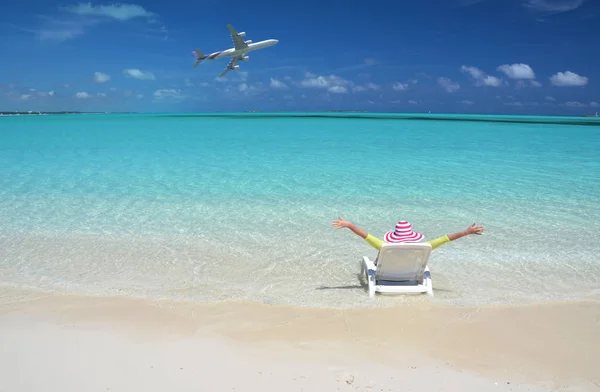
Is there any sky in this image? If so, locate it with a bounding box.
[0,0,599,114]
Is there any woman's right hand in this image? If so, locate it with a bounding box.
[332,216,352,229]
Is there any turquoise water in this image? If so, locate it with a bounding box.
[1,113,599,307]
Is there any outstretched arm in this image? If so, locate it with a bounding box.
[447,223,484,241]
[426,223,484,250]
[332,217,368,239]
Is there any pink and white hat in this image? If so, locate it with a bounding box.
[384,221,424,243]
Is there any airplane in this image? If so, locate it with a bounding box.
[192,24,279,77]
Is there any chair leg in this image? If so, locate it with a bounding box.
[424,267,434,297]
[360,259,365,281]
[362,257,376,298]
[367,271,376,298]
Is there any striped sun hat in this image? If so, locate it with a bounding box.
[384,221,424,243]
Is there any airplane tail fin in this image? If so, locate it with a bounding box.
[192,48,204,68]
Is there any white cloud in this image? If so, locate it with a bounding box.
[353,83,380,93]
[64,3,156,21]
[437,77,460,93]
[184,78,194,87]
[123,68,156,80]
[482,75,502,87]
[109,87,117,91]
[392,82,408,91]
[75,91,90,99]
[299,73,352,94]
[461,65,503,87]
[96,92,106,97]
[136,94,144,99]
[461,65,485,80]
[270,78,288,89]
[328,85,348,94]
[229,82,265,96]
[550,71,588,87]
[515,80,543,89]
[523,0,585,12]
[30,3,164,43]
[497,63,535,79]
[545,96,556,101]
[20,94,32,100]
[48,90,55,96]
[94,72,110,83]
[300,73,349,88]
[462,100,474,105]
[590,101,600,108]
[408,100,418,105]
[38,29,84,42]
[565,101,587,108]
[153,88,183,99]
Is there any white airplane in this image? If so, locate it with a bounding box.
[192,24,278,77]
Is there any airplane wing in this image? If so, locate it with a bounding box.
[227,24,248,51]
[219,56,242,77]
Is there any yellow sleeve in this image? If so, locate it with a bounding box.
[364,234,384,250]
[425,235,450,250]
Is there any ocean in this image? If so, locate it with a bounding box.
[1,113,599,308]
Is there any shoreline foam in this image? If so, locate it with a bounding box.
[3,232,599,309]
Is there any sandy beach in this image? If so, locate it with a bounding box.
[1,288,598,392]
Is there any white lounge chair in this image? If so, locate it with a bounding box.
[361,243,434,297]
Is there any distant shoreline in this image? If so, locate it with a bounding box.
[2,111,599,125]
[0,111,128,116]
[1,110,598,116]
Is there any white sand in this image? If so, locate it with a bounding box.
[1,290,598,392]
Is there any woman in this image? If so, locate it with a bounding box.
[332,217,484,259]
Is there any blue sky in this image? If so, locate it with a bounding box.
[1,0,598,114]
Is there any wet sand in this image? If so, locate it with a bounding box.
[1,289,598,391]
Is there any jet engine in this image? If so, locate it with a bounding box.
[232,65,240,70]
[238,32,246,37]
[241,56,250,61]
[244,40,252,44]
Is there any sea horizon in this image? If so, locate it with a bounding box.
[3,111,600,128]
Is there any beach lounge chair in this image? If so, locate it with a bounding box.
[361,243,434,297]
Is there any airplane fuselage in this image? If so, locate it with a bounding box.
[202,39,278,60]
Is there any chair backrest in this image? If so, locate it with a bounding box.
[375,243,433,283]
